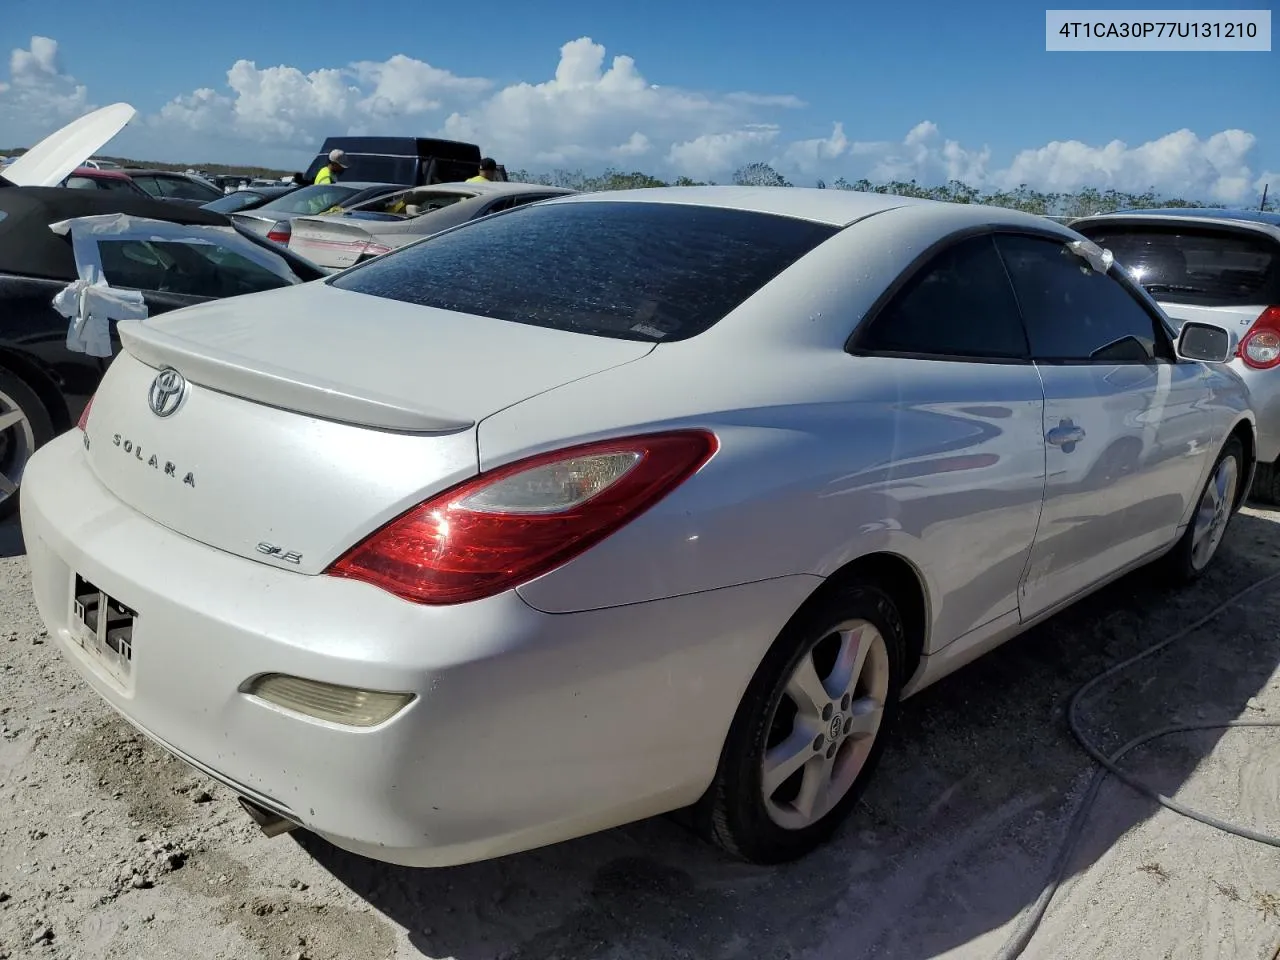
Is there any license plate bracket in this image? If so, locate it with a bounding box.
[71,574,136,683]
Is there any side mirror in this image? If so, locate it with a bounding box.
[1176,321,1237,364]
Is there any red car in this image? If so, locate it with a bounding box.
[60,166,149,197]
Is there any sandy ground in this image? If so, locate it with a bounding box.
[2,510,1280,960]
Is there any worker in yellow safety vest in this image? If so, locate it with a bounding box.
[466,158,498,183]
[314,149,348,185]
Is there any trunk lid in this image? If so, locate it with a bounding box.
[1,103,136,188]
[86,282,654,572]
[288,217,379,271]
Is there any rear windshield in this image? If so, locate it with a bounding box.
[204,191,268,213]
[329,201,838,342]
[257,184,361,216]
[1076,224,1279,307]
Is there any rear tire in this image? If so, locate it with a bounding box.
[696,582,905,864]
[1249,459,1280,506]
[0,367,55,522]
[1163,437,1244,584]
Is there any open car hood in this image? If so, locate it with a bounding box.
[2,103,136,188]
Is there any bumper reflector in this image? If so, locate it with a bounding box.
[244,674,414,727]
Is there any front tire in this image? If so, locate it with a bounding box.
[1164,437,1244,583]
[697,582,905,864]
[0,367,55,522]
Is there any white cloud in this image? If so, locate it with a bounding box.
[0,33,1273,205]
[668,126,781,176]
[998,128,1259,202]
[0,37,90,131]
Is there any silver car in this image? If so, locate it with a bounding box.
[286,181,576,272]
[1072,209,1280,501]
[21,188,1254,868]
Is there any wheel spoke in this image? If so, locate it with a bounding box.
[0,470,16,496]
[793,753,834,820]
[847,697,884,738]
[0,409,24,433]
[762,724,819,795]
[828,625,873,698]
[786,652,830,717]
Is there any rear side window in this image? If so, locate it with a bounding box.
[98,239,296,298]
[1075,224,1279,307]
[855,234,1028,359]
[330,201,838,342]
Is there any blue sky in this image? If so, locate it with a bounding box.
[1,0,1275,199]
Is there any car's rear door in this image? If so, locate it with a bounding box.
[994,233,1213,620]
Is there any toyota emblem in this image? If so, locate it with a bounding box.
[147,368,187,418]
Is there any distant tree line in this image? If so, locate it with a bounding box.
[508,161,1276,216]
[5,145,1271,214]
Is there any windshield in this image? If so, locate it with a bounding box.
[330,201,838,342]
[257,184,361,216]
[1077,224,1279,307]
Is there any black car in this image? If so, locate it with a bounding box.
[0,182,325,518]
[122,169,225,206]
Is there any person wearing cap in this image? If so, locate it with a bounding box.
[314,149,348,185]
[466,158,498,183]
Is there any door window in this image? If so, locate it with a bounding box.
[995,235,1170,363]
[854,234,1028,359]
[97,239,295,298]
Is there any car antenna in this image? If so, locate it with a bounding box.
[1261,183,1269,213]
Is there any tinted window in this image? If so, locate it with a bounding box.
[857,235,1027,359]
[1074,224,1279,307]
[98,239,296,298]
[64,176,101,190]
[331,201,838,342]
[156,176,221,202]
[996,234,1164,363]
[204,191,268,214]
[129,176,162,198]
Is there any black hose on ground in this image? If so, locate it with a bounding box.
[993,570,1280,960]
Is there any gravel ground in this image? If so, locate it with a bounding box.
[2,510,1280,960]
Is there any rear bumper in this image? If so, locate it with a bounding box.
[21,431,815,866]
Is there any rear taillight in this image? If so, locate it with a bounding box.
[326,430,718,605]
[266,221,291,244]
[1237,306,1280,369]
[364,243,392,257]
[76,395,95,431]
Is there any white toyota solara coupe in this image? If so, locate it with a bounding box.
[21,187,1254,867]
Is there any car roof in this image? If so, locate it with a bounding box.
[1109,206,1280,227]
[69,166,133,180]
[1071,208,1280,242]
[123,169,201,177]
[539,185,1064,230]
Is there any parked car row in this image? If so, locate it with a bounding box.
[3,102,1276,874]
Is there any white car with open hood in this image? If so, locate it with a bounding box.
[21,187,1254,868]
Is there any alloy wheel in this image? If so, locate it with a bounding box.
[1191,453,1239,571]
[0,387,36,506]
[760,619,890,830]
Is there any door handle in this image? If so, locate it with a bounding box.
[1046,419,1085,450]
